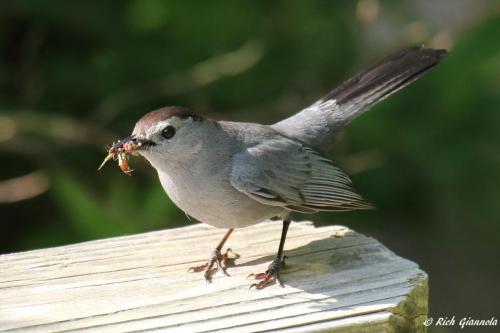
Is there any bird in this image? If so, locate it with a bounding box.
[108,46,447,289]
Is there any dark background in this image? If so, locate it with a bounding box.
[1,1,499,332]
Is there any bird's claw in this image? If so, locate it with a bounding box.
[188,248,237,283]
[248,256,286,290]
[248,272,280,289]
[187,263,208,273]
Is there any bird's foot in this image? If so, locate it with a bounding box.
[188,248,238,283]
[248,256,287,290]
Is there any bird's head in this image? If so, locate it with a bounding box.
[117,106,207,168]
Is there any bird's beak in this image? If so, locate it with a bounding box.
[98,134,156,172]
[111,135,136,151]
[112,135,156,152]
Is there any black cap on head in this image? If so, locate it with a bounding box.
[134,106,202,134]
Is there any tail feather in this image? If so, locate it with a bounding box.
[322,46,447,114]
[272,46,447,151]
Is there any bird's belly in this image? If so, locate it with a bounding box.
[158,171,283,229]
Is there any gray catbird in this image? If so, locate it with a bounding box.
[109,46,447,289]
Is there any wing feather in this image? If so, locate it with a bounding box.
[230,136,373,213]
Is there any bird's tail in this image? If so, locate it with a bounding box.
[272,46,448,151]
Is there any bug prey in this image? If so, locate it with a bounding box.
[98,139,141,176]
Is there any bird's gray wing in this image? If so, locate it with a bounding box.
[230,136,372,213]
[272,47,447,151]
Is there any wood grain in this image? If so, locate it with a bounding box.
[0,221,428,332]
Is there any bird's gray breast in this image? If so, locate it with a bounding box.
[155,154,283,229]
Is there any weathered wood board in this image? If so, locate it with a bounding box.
[0,221,428,332]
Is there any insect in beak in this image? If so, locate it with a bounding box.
[98,135,142,175]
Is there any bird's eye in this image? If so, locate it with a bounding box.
[162,126,176,139]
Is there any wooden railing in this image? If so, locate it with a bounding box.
[0,220,428,332]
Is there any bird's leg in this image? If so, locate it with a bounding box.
[249,218,291,289]
[188,228,235,282]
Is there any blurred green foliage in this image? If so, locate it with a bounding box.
[1,1,499,328]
